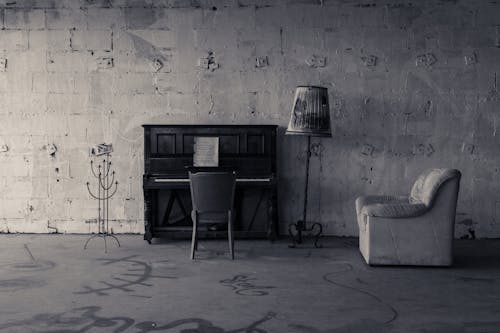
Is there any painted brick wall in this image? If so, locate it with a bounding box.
[0,0,499,238]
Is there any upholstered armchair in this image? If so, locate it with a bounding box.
[355,168,461,266]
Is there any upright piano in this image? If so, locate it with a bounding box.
[142,125,278,243]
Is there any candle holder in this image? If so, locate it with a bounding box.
[85,153,120,253]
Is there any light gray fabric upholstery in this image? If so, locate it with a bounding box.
[355,195,408,225]
[361,202,427,218]
[410,168,461,206]
[356,168,461,266]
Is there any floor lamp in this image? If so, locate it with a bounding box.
[286,86,332,248]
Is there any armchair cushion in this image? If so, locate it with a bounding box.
[361,202,427,218]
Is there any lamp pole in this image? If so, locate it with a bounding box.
[286,86,330,248]
[289,135,323,248]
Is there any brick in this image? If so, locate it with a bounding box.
[0,30,28,51]
[195,27,238,52]
[0,199,28,218]
[150,30,176,49]
[46,8,87,30]
[41,72,88,94]
[0,71,31,93]
[476,3,500,26]
[5,50,46,72]
[88,71,114,106]
[4,9,45,29]
[32,72,47,93]
[0,135,30,154]
[113,29,153,52]
[124,8,170,30]
[47,93,88,114]
[7,0,64,8]
[167,7,203,29]
[29,30,71,50]
[66,198,97,221]
[204,7,255,30]
[114,50,171,73]
[0,156,30,177]
[0,73,8,93]
[70,29,112,51]
[9,92,46,114]
[87,8,125,30]
[47,51,88,72]
[114,72,156,94]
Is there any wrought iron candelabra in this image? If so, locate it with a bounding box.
[85,153,120,252]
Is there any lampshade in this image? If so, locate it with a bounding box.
[286,86,332,137]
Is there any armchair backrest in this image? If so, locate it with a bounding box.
[410,168,461,207]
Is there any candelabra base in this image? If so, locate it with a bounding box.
[288,220,323,248]
[84,233,121,253]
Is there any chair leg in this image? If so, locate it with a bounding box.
[191,212,198,260]
[228,210,234,260]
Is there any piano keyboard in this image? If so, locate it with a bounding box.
[154,178,272,183]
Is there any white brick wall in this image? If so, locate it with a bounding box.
[0,0,499,238]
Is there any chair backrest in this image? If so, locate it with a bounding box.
[189,170,236,213]
[410,168,461,207]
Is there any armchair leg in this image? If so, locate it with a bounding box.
[228,210,234,260]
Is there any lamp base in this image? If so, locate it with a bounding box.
[288,220,323,248]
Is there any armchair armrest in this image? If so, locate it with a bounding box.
[361,202,427,218]
[356,195,408,214]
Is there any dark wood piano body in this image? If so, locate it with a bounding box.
[142,124,278,243]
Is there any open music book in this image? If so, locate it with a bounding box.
[193,136,219,167]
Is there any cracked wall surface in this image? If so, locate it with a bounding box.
[0,0,499,238]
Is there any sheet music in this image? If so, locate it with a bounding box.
[193,136,219,167]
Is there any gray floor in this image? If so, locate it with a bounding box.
[0,235,499,332]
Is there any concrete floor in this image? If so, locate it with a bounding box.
[0,235,499,332]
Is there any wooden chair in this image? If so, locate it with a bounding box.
[188,169,237,260]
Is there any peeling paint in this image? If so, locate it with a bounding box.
[255,56,269,68]
[416,53,437,67]
[151,58,163,72]
[464,52,477,66]
[361,144,374,157]
[47,144,57,156]
[462,143,475,155]
[96,57,114,70]
[198,51,219,71]
[306,54,326,68]
[0,58,7,72]
[361,54,377,67]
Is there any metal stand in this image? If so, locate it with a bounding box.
[85,153,120,253]
[288,136,323,248]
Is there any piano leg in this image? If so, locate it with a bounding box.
[144,189,153,244]
[267,188,279,241]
